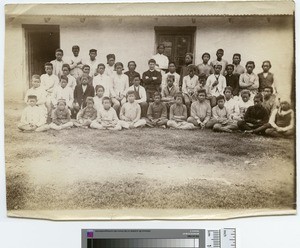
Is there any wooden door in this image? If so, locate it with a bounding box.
[23,25,60,87]
[155,27,196,73]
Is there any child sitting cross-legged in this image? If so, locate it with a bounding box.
[18,95,49,132]
[119,90,147,129]
[206,95,238,132]
[74,97,97,128]
[90,97,122,131]
[144,92,168,128]
[167,93,195,130]
[49,99,74,130]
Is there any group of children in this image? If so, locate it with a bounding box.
[18,45,294,137]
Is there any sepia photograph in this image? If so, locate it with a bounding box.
[4,1,296,220]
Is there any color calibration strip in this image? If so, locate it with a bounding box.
[87,238,199,248]
[82,229,236,248]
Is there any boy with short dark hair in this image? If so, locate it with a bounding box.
[93,63,112,97]
[62,64,76,90]
[258,60,277,93]
[111,62,129,109]
[210,49,228,75]
[124,61,141,87]
[180,53,193,87]
[237,93,269,133]
[161,74,179,107]
[152,44,169,74]
[74,97,97,128]
[142,59,162,102]
[167,93,195,129]
[126,75,148,117]
[90,97,122,130]
[49,99,74,130]
[40,62,60,117]
[162,62,180,89]
[18,95,49,132]
[223,86,239,120]
[206,62,227,107]
[144,92,168,128]
[24,75,47,108]
[85,49,98,77]
[119,91,146,129]
[105,54,116,78]
[232,53,245,75]
[69,45,83,79]
[73,75,95,116]
[52,75,73,109]
[239,61,259,99]
[76,64,93,86]
[225,64,239,96]
[187,89,211,128]
[93,85,105,112]
[206,95,238,132]
[51,48,64,78]
[264,99,294,137]
[234,89,253,121]
[197,52,213,79]
[262,86,278,116]
[182,64,199,111]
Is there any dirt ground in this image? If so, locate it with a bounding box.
[5,100,296,212]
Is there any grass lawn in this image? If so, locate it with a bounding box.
[5,100,296,213]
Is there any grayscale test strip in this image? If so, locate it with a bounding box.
[81,229,236,248]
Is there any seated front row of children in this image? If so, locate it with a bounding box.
[18,88,294,138]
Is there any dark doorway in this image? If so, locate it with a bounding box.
[23,25,60,86]
[155,26,196,73]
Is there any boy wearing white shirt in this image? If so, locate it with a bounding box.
[85,49,98,77]
[24,75,47,108]
[61,64,76,91]
[161,62,180,90]
[18,95,49,132]
[93,85,105,113]
[126,75,148,117]
[111,62,129,111]
[223,86,239,121]
[40,62,59,117]
[69,45,83,79]
[152,44,169,74]
[90,97,122,131]
[105,54,116,78]
[93,63,112,97]
[51,49,64,78]
[182,64,199,111]
[239,61,259,99]
[206,62,227,107]
[51,75,74,109]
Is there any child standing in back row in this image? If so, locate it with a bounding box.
[51,48,64,78]
[239,61,259,100]
[258,60,277,94]
[69,45,83,79]
[40,62,60,119]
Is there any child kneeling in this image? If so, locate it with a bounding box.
[18,95,49,132]
[119,90,146,129]
[90,97,122,131]
[74,97,97,128]
[49,99,74,130]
